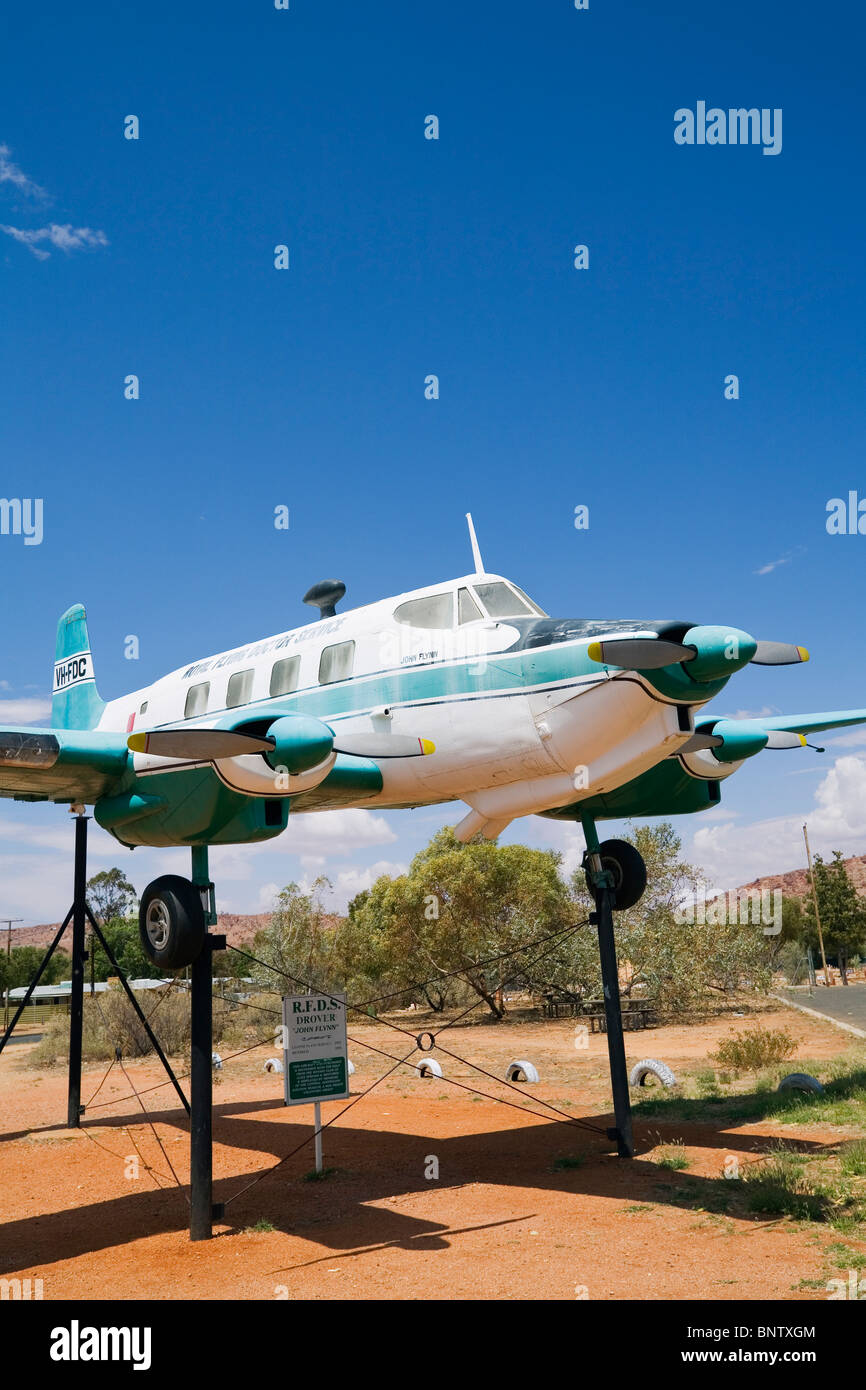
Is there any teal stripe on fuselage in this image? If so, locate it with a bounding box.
[195,644,606,732]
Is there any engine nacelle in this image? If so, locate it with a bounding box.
[681,626,757,682]
[700,717,769,763]
[264,715,335,774]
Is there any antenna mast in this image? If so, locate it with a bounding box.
[465,513,484,574]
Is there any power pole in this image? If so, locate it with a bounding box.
[2,919,24,1032]
[803,823,832,988]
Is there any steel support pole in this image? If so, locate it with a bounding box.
[189,844,224,1241]
[66,814,89,1128]
[581,813,634,1158]
[190,935,214,1240]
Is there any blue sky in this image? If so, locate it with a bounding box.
[1,0,865,923]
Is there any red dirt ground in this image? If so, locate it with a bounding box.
[1,1004,863,1301]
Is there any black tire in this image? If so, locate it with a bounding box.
[139,875,206,970]
[585,838,647,911]
[777,1072,824,1097]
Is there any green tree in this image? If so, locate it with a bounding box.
[802,851,866,984]
[86,868,137,923]
[762,894,805,978]
[1,945,72,992]
[570,823,772,1014]
[91,917,164,981]
[250,878,338,995]
[356,828,573,1020]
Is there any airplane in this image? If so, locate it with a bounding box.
[1,512,865,976]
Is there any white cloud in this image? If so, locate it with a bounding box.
[689,754,866,886]
[509,815,587,879]
[320,859,409,911]
[824,728,866,749]
[753,546,805,576]
[255,881,282,912]
[0,144,47,199]
[209,810,397,883]
[0,697,51,724]
[723,705,779,721]
[0,223,108,259]
[0,803,403,923]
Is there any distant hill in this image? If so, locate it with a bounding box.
[6,852,866,954]
[3,909,339,954]
[737,852,866,900]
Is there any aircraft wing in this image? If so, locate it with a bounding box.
[0,727,130,802]
[745,710,866,736]
[697,708,866,740]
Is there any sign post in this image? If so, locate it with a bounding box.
[281,992,349,1173]
[313,1103,323,1174]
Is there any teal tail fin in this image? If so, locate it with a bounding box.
[52,604,105,730]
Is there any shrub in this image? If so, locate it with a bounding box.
[655,1140,690,1171]
[33,986,234,1065]
[695,1067,719,1097]
[840,1140,866,1177]
[712,1026,796,1074]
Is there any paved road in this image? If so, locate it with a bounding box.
[778,982,866,1035]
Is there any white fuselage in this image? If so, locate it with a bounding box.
[96,571,701,834]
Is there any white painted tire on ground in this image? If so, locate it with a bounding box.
[629,1058,677,1088]
[264,1057,284,1074]
[777,1072,824,1096]
[506,1059,539,1083]
[415,1056,443,1078]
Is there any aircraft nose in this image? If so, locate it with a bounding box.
[506,617,699,652]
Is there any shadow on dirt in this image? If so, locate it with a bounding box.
[1,1066,859,1273]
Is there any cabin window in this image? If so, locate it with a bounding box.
[269,655,300,697]
[319,640,355,684]
[184,682,210,718]
[139,701,148,715]
[226,668,254,709]
[393,592,454,629]
[458,587,483,624]
[473,581,536,619]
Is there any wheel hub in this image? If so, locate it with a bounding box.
[145,899,171,950]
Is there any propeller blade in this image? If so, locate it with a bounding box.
[332,734,435,759]
[671,732,724,757]
[128,729,275,760]
[751,642,810,666]
[764,731,807,749]
[587,637,696,671]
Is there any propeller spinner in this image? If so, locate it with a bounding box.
[588,631,809,675]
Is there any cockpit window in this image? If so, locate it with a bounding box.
[473,581,538,619]
[508,583,546,616]
[457,587,483,624]
[393,592,454,629]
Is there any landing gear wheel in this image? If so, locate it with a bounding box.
[585,838,647,911]
[139,875,206,970]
